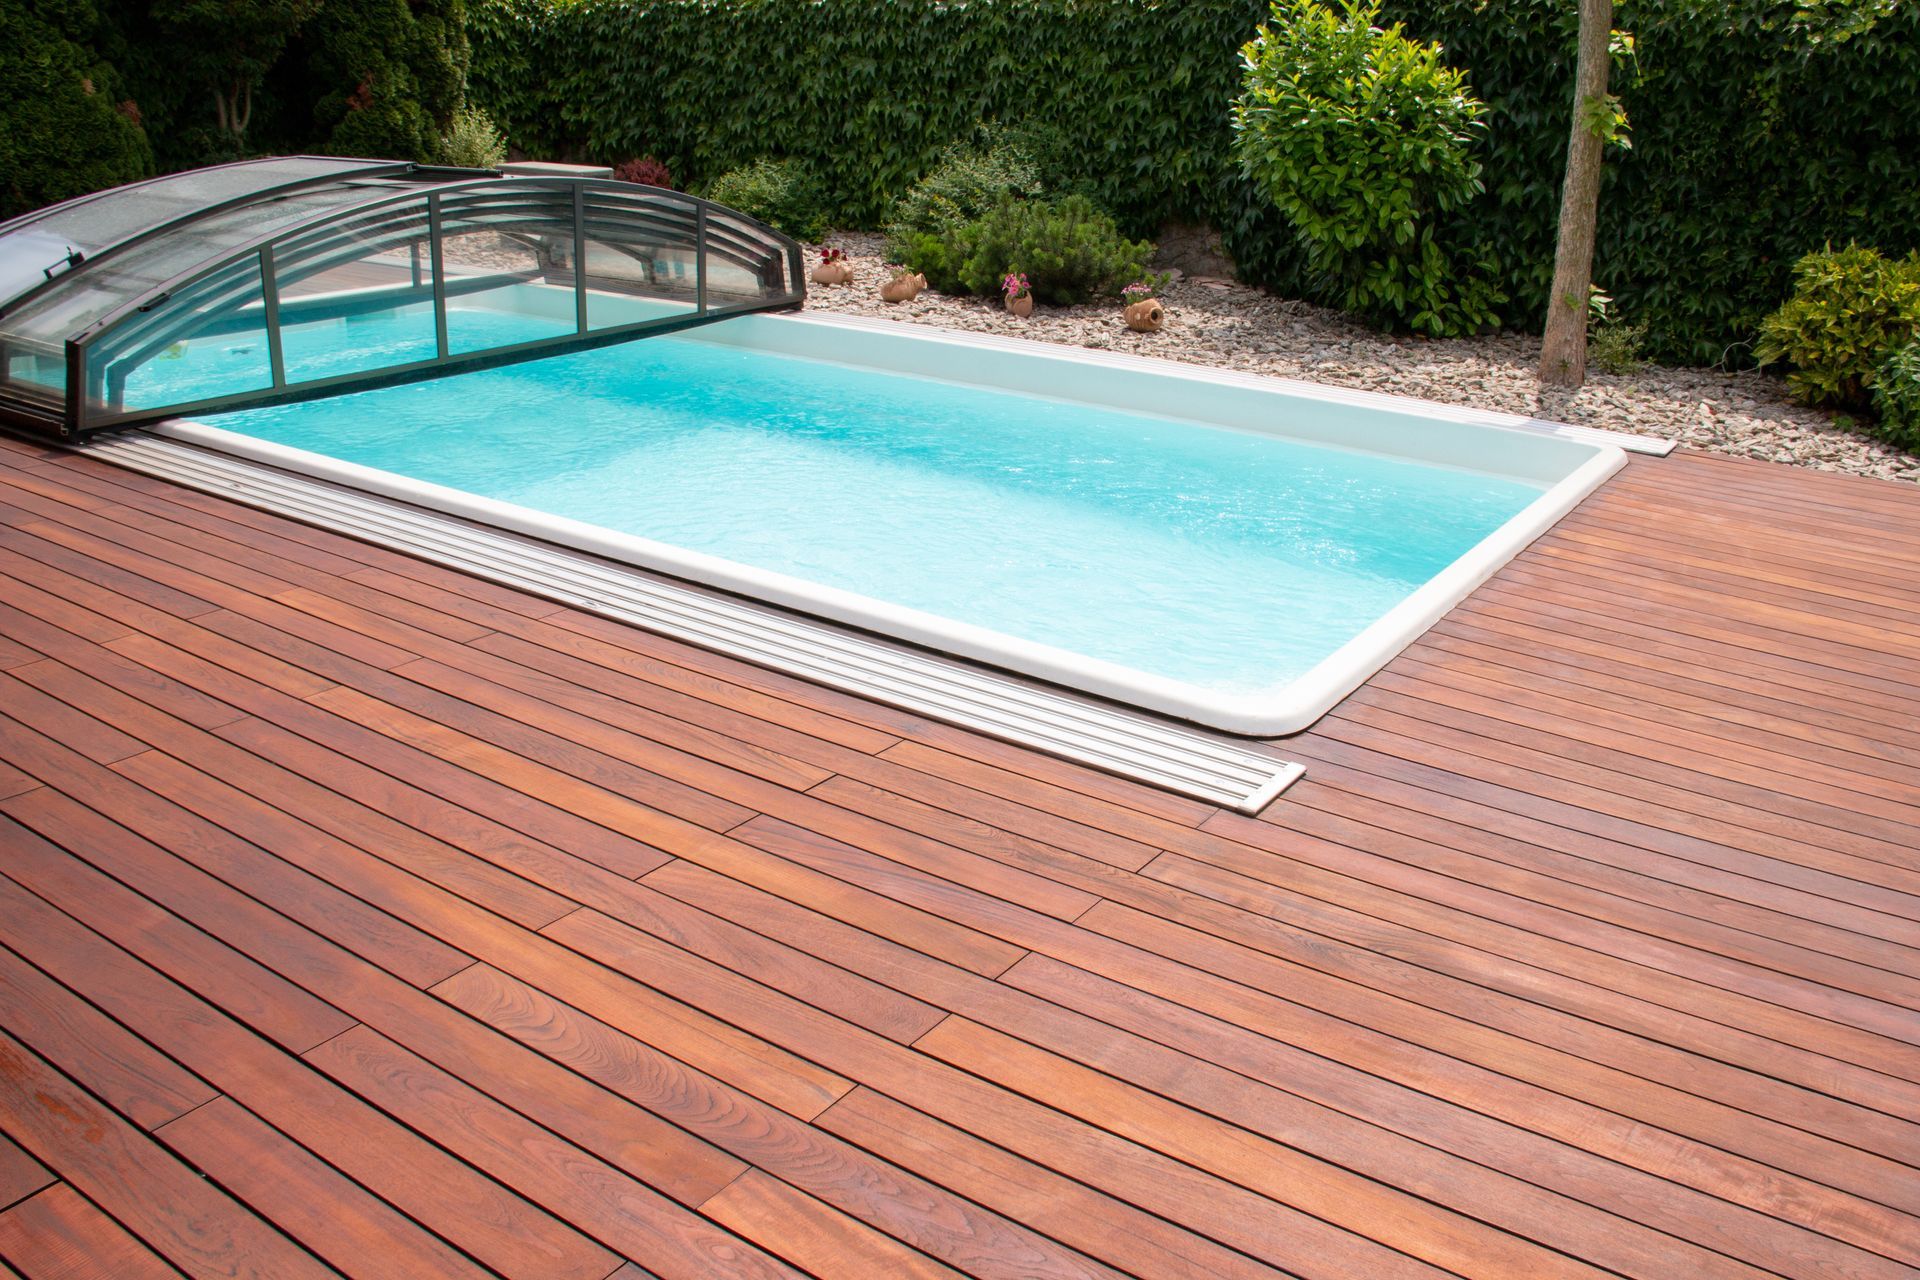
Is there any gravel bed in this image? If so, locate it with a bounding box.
[802,232,1920,485]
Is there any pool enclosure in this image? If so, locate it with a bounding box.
[0,157,806,439]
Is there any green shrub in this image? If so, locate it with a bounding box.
[896,195,1156,306]
[1588,322,1648,376]
[1871,339,1920,452]
[889,230,961,294]
[439,103,507,167]
[1754,244,1920,409]
[1230,0,1500,335]
[886,131,1047,240]
[702,159,831,241]
[0,0,151,219]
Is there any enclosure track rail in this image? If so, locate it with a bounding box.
[82,430,1306,812]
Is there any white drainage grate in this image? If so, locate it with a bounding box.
[84,432,1305,813]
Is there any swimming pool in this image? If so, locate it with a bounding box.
[153,289,1625,734]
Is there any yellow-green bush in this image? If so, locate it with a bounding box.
[1755,244,1920,409]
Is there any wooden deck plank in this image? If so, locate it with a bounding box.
[155,1098,495,1280]
[0,1034,334,1279]
[639,841,1918,1271]
[2,441,1917,1279]
[2,792,756,1211]
[0,873,619,1280]
[0,1139,51,1215]
[433,964,1130,1280]
[303,1026,807,1280]
[0,1184,184,1280]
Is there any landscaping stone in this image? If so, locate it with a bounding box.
[811,233,1920,485]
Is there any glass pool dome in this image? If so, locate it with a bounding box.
[0,157,805,438]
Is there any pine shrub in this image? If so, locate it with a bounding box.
[896,195,1157,306]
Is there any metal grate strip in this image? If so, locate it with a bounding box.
[83,431,1305,812]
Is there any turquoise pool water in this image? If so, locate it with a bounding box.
[171,306,1546,693]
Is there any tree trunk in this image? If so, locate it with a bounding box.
[1538,0,1613,388]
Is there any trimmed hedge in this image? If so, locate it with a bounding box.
[469,0,1920,365]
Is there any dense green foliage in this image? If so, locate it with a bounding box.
[1754,244,1920,409]
[469,0,1254,235]
[701,159,831,241]
[1871,340,1920,453]
[0,0,479,189]
[298,0,471,160]
[1231,0,1498,335]
[893,195,1156,305]
[1391,0,1920,363]
[0,0,152,218]
[469,0,1920,364]
[149,0,318,148]
[886,131,1050,242]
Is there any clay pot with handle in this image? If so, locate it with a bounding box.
[879,271,926,303]
[1005,293,1034,318]
[810,259,854,286]
[1124,297,1167,332]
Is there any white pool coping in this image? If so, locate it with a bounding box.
[157,304,1641,737]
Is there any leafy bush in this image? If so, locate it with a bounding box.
[1754,244,1920,409]
[1870,339,1920,452]
[612,155,674,188]
[896,195,1156,306]
[702,159,830,240]
[886,131,1047,240]
[440,103,507,167]
[0,0,151,218]
[1588,322,1649,376]
[1231,0,1498,336]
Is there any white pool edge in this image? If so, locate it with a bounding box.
[772,310,1676,459]
[155,311,1639,736]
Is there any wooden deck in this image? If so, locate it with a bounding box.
[0,429,1916,1279]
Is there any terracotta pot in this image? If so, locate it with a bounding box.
[879,272,926,303]
[1124,298,1166,332]
[810,260,854,286]
[1005,293,1034,318]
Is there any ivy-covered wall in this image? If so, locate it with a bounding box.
[470,0,1920,364]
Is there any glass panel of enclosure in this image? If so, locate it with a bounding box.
[88,253,275,415]
[0,182,410,370]
[1,344,64,399]
[437,185,578,354]
[0,172,807,437]
[272,195,440,384]
[0,158,391,311]
[581,189,702,330]
[701,209,796,309]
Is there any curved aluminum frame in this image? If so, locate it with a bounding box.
[0,163,806,439]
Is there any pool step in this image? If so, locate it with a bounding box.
[83,431,1306,814]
